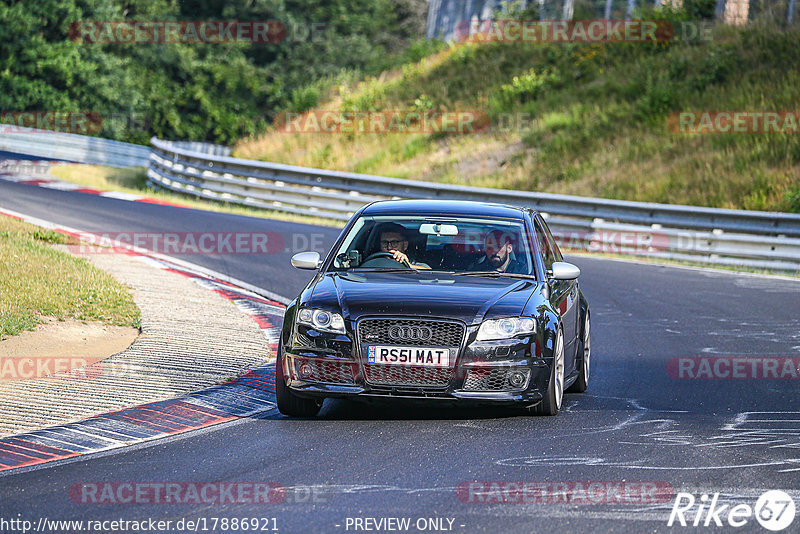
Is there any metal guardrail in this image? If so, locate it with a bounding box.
[148,137,800,272]
[165,140,231,158]
[2,124,796,271]
[0,125,150,168]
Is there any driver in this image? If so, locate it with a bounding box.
[377,223,430,270]
[469,229,524,273]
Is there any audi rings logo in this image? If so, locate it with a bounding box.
[388,325,433,342]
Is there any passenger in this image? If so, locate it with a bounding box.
[469,229,524,273]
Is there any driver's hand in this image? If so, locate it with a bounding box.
[391,250,410,265]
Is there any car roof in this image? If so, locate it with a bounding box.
[361,199,531,219]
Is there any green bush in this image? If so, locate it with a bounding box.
[0,0,429,144]
[490,69,562,113]
[289,86,322,113]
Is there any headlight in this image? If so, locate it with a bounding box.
[476,317,536,341]
[297,307,346,334]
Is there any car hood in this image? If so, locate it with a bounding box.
[308,271,537,325]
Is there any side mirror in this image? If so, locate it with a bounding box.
[291,251,321,270]
[550,261,580,280]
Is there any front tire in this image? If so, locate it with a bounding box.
[276,350,323,417]
[567,312,590,393]
[530,328,565,416]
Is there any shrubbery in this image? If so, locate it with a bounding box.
[0,0,427,144]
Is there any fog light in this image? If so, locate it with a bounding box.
[508,371,526,388]
[299,363,313,379]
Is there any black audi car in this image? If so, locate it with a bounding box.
[276,200,590,417]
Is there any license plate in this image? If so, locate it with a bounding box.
[367,346,450,367]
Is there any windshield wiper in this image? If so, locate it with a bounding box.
[454,271,536,280]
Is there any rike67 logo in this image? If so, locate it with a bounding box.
[668,490,795,531]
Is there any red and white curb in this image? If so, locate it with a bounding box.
[0,161,187,207]
[0,207,287,473]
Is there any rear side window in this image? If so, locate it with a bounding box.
[534,217,558,271]
[540,217,564,263]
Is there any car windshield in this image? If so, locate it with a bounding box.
[329,215,534,276]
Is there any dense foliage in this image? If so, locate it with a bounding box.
[0,0,427,144]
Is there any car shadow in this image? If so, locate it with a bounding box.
[260,397,535,421]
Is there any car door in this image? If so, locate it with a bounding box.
[534,216,579,371]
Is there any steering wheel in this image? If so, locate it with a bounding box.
[360,251,408,267]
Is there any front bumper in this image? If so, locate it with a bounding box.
[286,381,545,406]
[282,336,551,406]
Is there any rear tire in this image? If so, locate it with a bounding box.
[276,349,323,418]
[567,312,590,393]
[530,328,565,416]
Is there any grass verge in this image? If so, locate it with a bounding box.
[0,216,141,340]
[235,19,800,213]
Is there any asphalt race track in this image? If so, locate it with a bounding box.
[1,178,799,533]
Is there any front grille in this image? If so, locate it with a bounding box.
[364,364,452,387]
[358,318,464,347]
[293,356,355,385]
[463,367,531,391]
